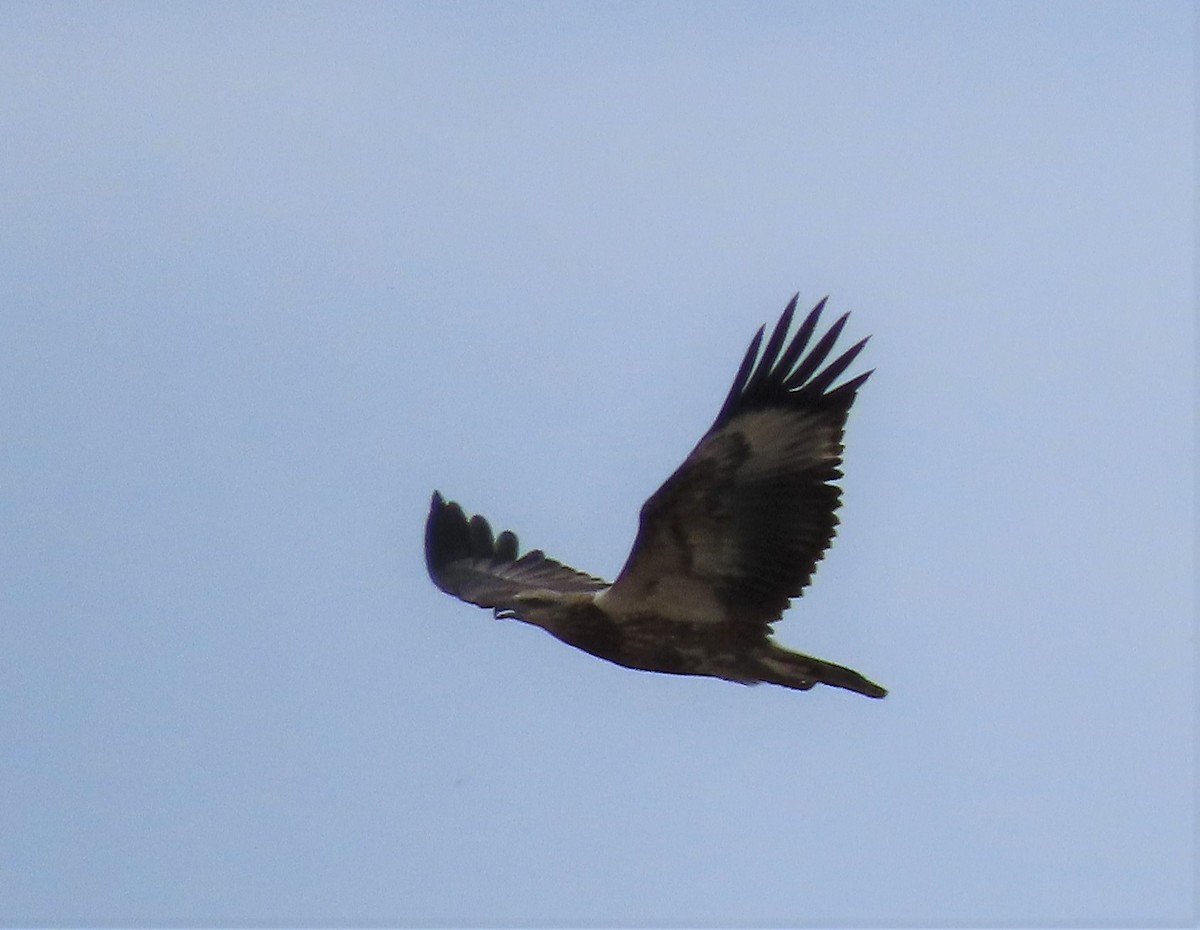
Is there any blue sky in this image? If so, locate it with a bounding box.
[1,2,1194,926]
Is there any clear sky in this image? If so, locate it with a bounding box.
[0,2,1194,926]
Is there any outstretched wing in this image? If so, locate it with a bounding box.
[425,492,610,611]
[598,296,870,628]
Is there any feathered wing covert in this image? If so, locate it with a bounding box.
[425,295,885,698]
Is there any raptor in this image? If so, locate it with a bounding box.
[425,295,885,698]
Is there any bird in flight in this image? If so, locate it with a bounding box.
[425,295,886,698]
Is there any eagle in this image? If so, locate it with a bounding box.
[425,295,886,698]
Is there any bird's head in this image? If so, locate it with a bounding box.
[494,590,598,629]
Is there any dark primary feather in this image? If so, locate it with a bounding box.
[425,491,608,611]
[714,294,870,428]
[602,295,871,625]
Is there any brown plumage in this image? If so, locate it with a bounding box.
[425,295,885,698]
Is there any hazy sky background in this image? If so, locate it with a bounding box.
[1,3,1194,926]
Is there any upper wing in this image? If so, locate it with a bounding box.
[598,296,870,627]
[425,492,610,611]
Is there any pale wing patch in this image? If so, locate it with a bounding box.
[680,410,843,581]
[724,409,842,479]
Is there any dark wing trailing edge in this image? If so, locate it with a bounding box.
[425,492,609,611]
[601,295,871,627]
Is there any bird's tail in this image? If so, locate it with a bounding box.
[757,642,887,699]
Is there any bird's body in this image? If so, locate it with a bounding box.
[425,295,886,698]
[504,591,883,696]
